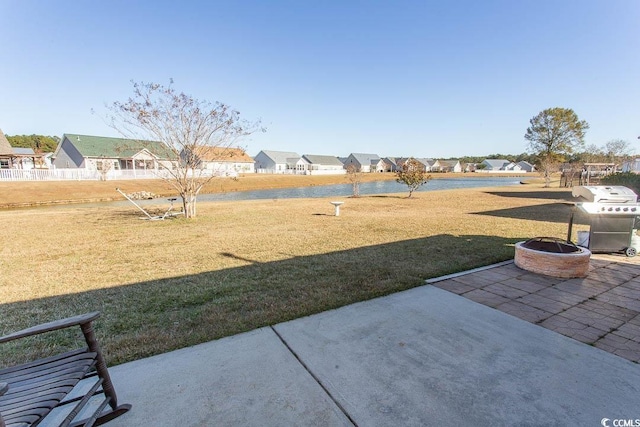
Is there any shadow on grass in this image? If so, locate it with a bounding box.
[1,234,520,368]
[485,190,574,201]
[472,202,585,225]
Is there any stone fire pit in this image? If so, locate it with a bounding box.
[514,237,591,278]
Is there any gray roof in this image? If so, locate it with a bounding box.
[483,159,512,169]
[348,153,380,165]
[0,129,13,155]
[415,158,436,167]
[517,161,534,168]
[438,159,460,167]
[302,155,344,166]
[258,150,301,164]
[13,147,36,155]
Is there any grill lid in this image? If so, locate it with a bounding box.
[572,186,637,203]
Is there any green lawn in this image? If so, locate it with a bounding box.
[0,184,580,367]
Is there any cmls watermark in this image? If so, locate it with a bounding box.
[601,419,640,427]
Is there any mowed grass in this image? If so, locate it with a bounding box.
[0,183,577,367]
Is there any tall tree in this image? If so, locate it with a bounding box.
[524,107,589,187]
[106,81,263,218]
[604,139,631,164]
[396,158,431,197]
[6,134,60,152]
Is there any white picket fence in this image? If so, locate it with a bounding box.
[0,168,238,181]
[255,168,346,175]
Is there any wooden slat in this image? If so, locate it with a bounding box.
[0,312,130,427]
[72,396,111,427]
[3,358,96,387]
[59,379,103,427]
[0,350,98,427]
[0,349,91,377]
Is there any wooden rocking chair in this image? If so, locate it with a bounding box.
[0,312,131,426]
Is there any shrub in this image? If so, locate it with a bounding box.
[601,173,640,196]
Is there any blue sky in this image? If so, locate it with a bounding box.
[1,0,639,158]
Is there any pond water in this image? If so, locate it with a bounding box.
[195,176,522,202]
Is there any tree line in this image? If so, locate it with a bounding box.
[6,134,60,152]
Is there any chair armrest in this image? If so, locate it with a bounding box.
[0,382,7,396]
[0,312,100,344]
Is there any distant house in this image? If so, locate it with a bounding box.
[381,157,400,172]
[437,160,462,173]
[394,157,445,172]
[301,155,345,174]
[480,159,512,171]
[0,129,47,169]
[52,134,174,172]
[343,153,381,173]
[479,159,534,173]
[186,146,255,174]
[516,161,535,172]
[462,163,477,172]
[253,150,304,173]
[0,129,13,169]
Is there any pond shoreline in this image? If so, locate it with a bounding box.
[0,173,535,209]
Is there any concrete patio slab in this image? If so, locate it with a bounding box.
[274,286,640,426]
[107,327,352,427]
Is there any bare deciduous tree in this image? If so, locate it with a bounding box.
[96,158,113,181]
[106,81,263,218]
[605,139,631,165]
[345,164,363,197]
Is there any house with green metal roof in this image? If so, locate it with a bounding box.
[52,134,176,172]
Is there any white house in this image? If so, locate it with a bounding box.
[393,157,434,172]
[187,146,255,175]
[254,150,302,173]
[343,153,381,173]
[437,160,462,173]
[52,134,174,172]
[480,159,512,171]
[381,157,400,172]
[479,159,534,173]
[516,161,535,172]
[301,155,345,174]
[462,163,477,172]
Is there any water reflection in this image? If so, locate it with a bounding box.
[196,177,521,202]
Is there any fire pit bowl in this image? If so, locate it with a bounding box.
[514,237,591,278]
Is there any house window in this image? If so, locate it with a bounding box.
[0,159,9,169]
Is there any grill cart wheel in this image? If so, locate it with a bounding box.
[625,247,637,257]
